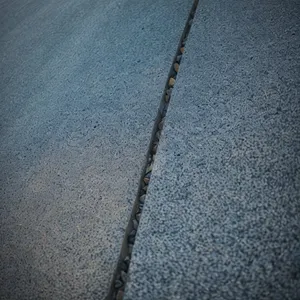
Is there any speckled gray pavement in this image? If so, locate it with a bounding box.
[0,0,193,299]
[124,0,300,299]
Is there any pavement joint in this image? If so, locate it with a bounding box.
[107,1,199,299]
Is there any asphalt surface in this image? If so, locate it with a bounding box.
[124,0,300,299]
[0,0,193,299]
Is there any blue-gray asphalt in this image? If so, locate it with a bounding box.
[0,0,193,299]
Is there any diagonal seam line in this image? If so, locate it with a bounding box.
[106,1,199,299]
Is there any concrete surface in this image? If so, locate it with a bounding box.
[0,0,193,299]
[124,0,300,299]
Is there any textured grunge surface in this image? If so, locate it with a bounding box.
[0,0,193,299]
[124,0,300,299]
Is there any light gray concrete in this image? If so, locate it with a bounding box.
[0,0,193,299]
[124,0,300,299]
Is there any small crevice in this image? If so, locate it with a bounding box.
[106,1,199,299]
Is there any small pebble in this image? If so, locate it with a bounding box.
[152,144,158,154]
[136,212,141,222]
[129,229,136,237]
[115,280,123,289]
[174,63,179,73]
[156,130,161,140]
[120,261,128,272]
[124,256,130,264]
[143,172,151,181]
[142,185,148,192]
[144,171,151,179]
[128,244,133,255]
[161,107,167,118]
[165,89,172,102]
[139,194,146,204]
[168,77,175,87]
[176,55,182,62]
[180,47,184,54]
[145,164,152,174]
[128,235,135,244]
[133,219,138,230]
[141,181,146,189]
[166,88,172,96]
[121,270,127,282]
[116,289,124,300]
[158,118,165,130]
